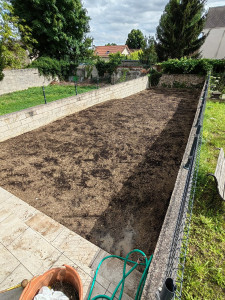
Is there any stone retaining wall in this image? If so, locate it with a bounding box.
[158,74,205,88]
[142,79,207,300]
[0,76,149,142]
[0,68,54,96]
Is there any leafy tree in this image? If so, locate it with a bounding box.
[0,0,36,68]
[156,0,207,61]
[126,29,146,49]
[128,50,143,60]
[139,36,158,66]
[11,0,90,62]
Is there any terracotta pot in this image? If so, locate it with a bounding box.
[19,264,83,300]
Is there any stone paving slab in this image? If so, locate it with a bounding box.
[0,187,104,299]
[0,187,140,299]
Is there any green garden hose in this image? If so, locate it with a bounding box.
[88,249,153,300]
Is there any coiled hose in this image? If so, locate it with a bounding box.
[88,249,153,300]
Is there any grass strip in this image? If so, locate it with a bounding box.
[183,100,225,299]
[0,85,97,116]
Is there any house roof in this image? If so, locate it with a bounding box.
[205,5,225,28]
[94,45,130,58]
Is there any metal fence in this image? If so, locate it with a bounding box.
[164,74,210,299]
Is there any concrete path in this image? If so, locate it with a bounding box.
[0,187,139,299]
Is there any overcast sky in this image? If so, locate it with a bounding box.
[82,0,225,46]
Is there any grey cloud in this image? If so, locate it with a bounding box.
[83,0,225,45]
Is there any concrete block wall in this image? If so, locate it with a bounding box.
[0,76,149,142]
[0,69,54,96]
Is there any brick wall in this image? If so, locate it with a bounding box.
[0,68,54,96]
[0,76,149,142]
[158,74,205,88]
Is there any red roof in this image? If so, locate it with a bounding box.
[94,45,130,58]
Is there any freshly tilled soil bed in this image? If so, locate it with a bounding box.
[0,88,200,256]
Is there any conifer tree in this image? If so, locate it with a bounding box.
[156,0,207,61]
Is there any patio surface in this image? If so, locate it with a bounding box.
[0,187,137,299]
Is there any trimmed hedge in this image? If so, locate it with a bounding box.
[28,57,77,80]
[159,58,225,75]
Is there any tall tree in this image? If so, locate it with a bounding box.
[11,0,90,61]
[126,29,145,49]
[156,0,207,61]
[139,36,158,66]
[0,0,36,68]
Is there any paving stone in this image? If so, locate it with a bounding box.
[1,195,36,221]
[0,214,28,247]
[25,211,64,242]
[7,228,61,276]
[0,208,12,223]
[0,243,20,284]
[89,281,107,299]
[52,230,99,267]
[50,253,77,269]
[93,256,142,298]
[0,263,33,291]
[0,188,12,204]
[83,276,93,300]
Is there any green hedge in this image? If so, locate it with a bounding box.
[28,57,77,80]
[159,58,225,75]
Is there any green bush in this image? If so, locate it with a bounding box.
[210,60,225,74]
[159,58,225,75]
[28,57,77,80]
[149,69,162,86]
[95,52,125,77]
[95,60,109,77]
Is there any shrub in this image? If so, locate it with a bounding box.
[95,60,108,77]
[28,57,77,80]
[159,58,225,75]
[95,52,126,78]
[210,59,225,74]
[149,69,162,86]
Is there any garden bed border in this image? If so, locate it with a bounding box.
[142,77,208,299]
[0,76,148,142]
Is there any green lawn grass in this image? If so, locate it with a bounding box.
[183,100,225,299]
[0,85,97,116]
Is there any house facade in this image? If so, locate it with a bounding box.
[200,5,225,59]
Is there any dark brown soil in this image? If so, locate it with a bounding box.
[51,281,79,300]
[0,88,200,256]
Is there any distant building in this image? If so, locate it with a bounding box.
[94,45,131,61]
[200,5,225,59]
